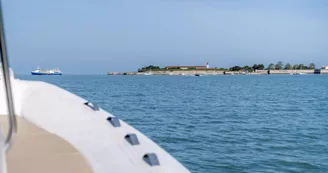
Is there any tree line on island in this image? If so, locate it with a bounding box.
[266,62,316,70]
[138,65,161,72]
[138,62,316,72]
[230,62,316,72]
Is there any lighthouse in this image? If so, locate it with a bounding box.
[206,62,209,69]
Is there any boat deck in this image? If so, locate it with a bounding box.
[0,116,93,173]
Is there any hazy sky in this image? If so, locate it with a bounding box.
[3,0,328,74]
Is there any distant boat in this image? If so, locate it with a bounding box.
[144,72,153,75]
[293,67,306,75]
[31,67,62,75]
[292,72,305,75]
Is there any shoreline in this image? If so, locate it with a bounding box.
[108,69,328,76]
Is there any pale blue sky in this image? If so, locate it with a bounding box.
[3,0,328,74]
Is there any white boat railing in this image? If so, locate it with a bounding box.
[0,0,17,154]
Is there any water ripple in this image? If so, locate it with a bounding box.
[19,75,328,173]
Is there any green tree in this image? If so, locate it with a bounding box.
[275,61,284,70]
[252,64,258,71]
[309,63,316,69]
[298,64,305,70]
[139,65,161,72]
[258,64,265,70]
[229,66,242,71]
[243,66,253,72]
[268,63,275,70]
[284,63,292,70]
[218,68,228,71]
[293,64,299,70]
[252,64,264,71]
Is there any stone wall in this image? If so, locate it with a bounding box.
[256,70,315,74]
[271,70,314,74]
[255,70,269,74]
[321,70,328,74]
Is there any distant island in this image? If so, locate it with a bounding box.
[108,62,328,76]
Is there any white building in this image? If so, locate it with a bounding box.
[322,66,328,70]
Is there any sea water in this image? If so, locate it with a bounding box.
[18,75,328,173]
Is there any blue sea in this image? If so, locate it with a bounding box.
[18,75,328,173]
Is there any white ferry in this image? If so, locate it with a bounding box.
[31,67,62,75]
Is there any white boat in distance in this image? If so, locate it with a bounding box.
[144,72,153,75]
[31,66,62,75]
[292,72,305,75]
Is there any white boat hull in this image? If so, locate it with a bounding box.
[0,78,190,173]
